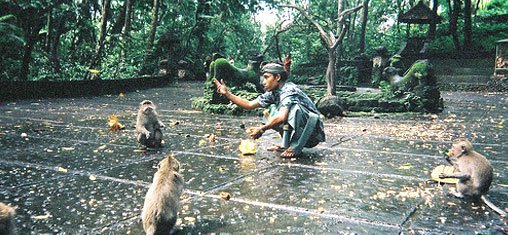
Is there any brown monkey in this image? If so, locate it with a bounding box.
[136,100,164,148]
[141,155,184,235]
[439,138,507,217]
[0,202,15,235]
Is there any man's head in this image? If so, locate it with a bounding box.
[260,63,288,91]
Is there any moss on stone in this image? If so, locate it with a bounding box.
[193,57,263,115]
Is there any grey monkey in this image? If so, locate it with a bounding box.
[141,155,184,235]
[136,100,164,148]
[439,138,507,217]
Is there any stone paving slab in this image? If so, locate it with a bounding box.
[0,81,507,234]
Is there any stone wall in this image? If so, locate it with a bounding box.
[0,76,172,102]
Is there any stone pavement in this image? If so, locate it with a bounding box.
[0,81,506,234]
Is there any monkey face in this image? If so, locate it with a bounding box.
[450,138,472,157]
[448,143,462,158]
[140,100,156,114]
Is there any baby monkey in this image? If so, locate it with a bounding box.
[439,138,507,217]
[141,155,184,235]
[136,100,164,148]
[0,202,15,235]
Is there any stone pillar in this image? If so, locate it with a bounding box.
[354,54,372,87]
[371,46,390,87]
[159,60,170,77]
[494,39,508,78]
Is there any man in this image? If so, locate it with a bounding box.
[213,62,325,157]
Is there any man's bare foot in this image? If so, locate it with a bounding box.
[267,145,286,152]
[280,148,298,158]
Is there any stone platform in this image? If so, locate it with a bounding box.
[0,81,506,234]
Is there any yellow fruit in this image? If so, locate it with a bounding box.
[238,139,256,155]
[431,165,459,184]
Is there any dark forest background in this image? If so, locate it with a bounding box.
[1,0,506,82]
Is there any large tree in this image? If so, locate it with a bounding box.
[280,3,362,97]
[85,0,111,79]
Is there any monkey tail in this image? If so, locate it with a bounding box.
[481,195,507,217]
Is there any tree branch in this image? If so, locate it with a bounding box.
[279,4,332,46]
[337,5,363,23]
[262,17,297,56]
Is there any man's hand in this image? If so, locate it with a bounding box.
[213,79,229,96]
[246,126,264,139]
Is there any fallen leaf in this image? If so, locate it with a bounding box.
[61,147,75,151]
[198,139,207,146]
[183,216,196,224]
[208,134,216,142]
[87,69,100,74]
[57,167,68,173]
[108,115,125,131]
[32,214,51,220]
[219,191,231,201]
[98,145,107,150]
[398,163,413,170]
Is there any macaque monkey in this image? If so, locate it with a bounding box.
[439,138,507,217]
[0,202,15,235]
[141,155,184,235]
[136,100,164,148]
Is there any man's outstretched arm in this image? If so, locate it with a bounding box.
[213,79,260,110]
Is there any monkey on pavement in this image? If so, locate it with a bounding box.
[142,155,184,235]
[439,138,507,217]
[136,100,164,148]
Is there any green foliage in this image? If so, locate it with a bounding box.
[338,66,358,86]
[1,0,507,84]
[0,14,24,81]
[194,56,263,114]
[479,0,508,16]
[300,60,443,113]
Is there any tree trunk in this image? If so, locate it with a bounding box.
[326,49,337,96]
[280,4,362,97]
[20,12,45,81]
[50,13,67,74]
[111,0,126,36]
[337,0,345,34]
[85,0,111,79]
[45,9,53,53]
[448,0,461,51]
[123,0,133,36]
[359,0,369,53]
[463,0,472,50]
[428,0,438,39]
[147,0,160,50]
[20,33,37,81]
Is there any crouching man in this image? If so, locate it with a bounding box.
[213,62,325,157]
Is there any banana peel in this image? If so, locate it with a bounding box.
[431,165,459,184]
[238,139,256,155]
